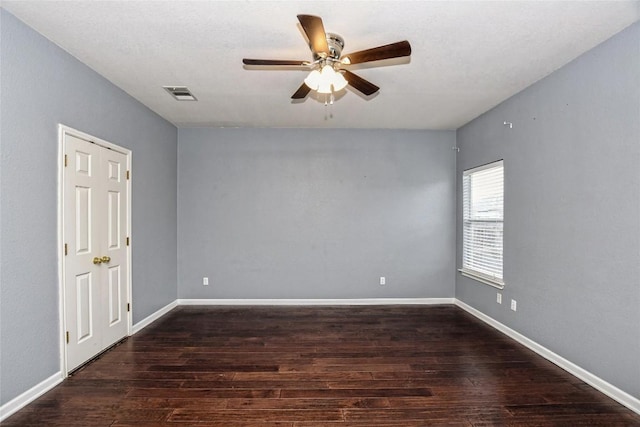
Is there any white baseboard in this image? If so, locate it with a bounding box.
[0,372,63,422]
[4,298,638,421]
[1,300,178,421]
[455,299,640,415]
[131,300,178,334]
[177,298,455,306]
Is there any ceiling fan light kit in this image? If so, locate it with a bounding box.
[304,65,348,94]
[242,14,411,101]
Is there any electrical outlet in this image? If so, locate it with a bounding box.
[496,292,502,304]
[380,276,386,286]
[510,299,517,311]
[203,277,209,286]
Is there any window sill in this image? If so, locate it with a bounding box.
[458,269,505,289]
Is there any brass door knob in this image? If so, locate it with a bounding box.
[101,256,111,263]
[93,257,103,265]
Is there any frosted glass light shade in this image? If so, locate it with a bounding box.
[320,64,334,76]
[317,80,333,94]
[304,64,348,93]
[332,72,348,91]
[304,69,321,90]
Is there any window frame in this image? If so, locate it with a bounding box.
[459,160,505,289]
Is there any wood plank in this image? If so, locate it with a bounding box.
[3,305,639,426]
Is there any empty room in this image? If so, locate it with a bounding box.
[1,1,639,425]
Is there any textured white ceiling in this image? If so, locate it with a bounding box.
[2,1,638,129]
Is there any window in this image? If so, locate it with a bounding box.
[460,160,504,288]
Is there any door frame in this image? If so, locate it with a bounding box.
[57,124,132,376]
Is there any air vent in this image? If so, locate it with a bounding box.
[163,86,197,101]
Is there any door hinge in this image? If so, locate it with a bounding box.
[64,243,68,256]
[127,303,131,312]
[66,331,70,344]
[126,170,130,180]
[64,154,68,167]
[126,237,130,246]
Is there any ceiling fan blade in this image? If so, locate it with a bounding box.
[297,14,330,57]
[341,40,411,65]
[243,59,309,66]
[342,70,380,96]
[291,82,312,99]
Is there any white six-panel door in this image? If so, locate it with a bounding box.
[99,146,129,348]
[62,131,130,372]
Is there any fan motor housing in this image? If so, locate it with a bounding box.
[313,32,344,60]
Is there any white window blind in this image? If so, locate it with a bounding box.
[461,160,504,287]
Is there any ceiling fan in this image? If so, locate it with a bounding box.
[242,14,411,100]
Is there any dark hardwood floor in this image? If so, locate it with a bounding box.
[4,305,640,426]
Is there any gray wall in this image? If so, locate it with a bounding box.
[456,22,640,398]
[3,2,637,412]
[0,10,178,405]
[178,128,456,299]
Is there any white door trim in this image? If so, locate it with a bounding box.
[57,124,132,376]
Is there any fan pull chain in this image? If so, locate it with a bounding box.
[324,93,335,121]
[329,94,334,118]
